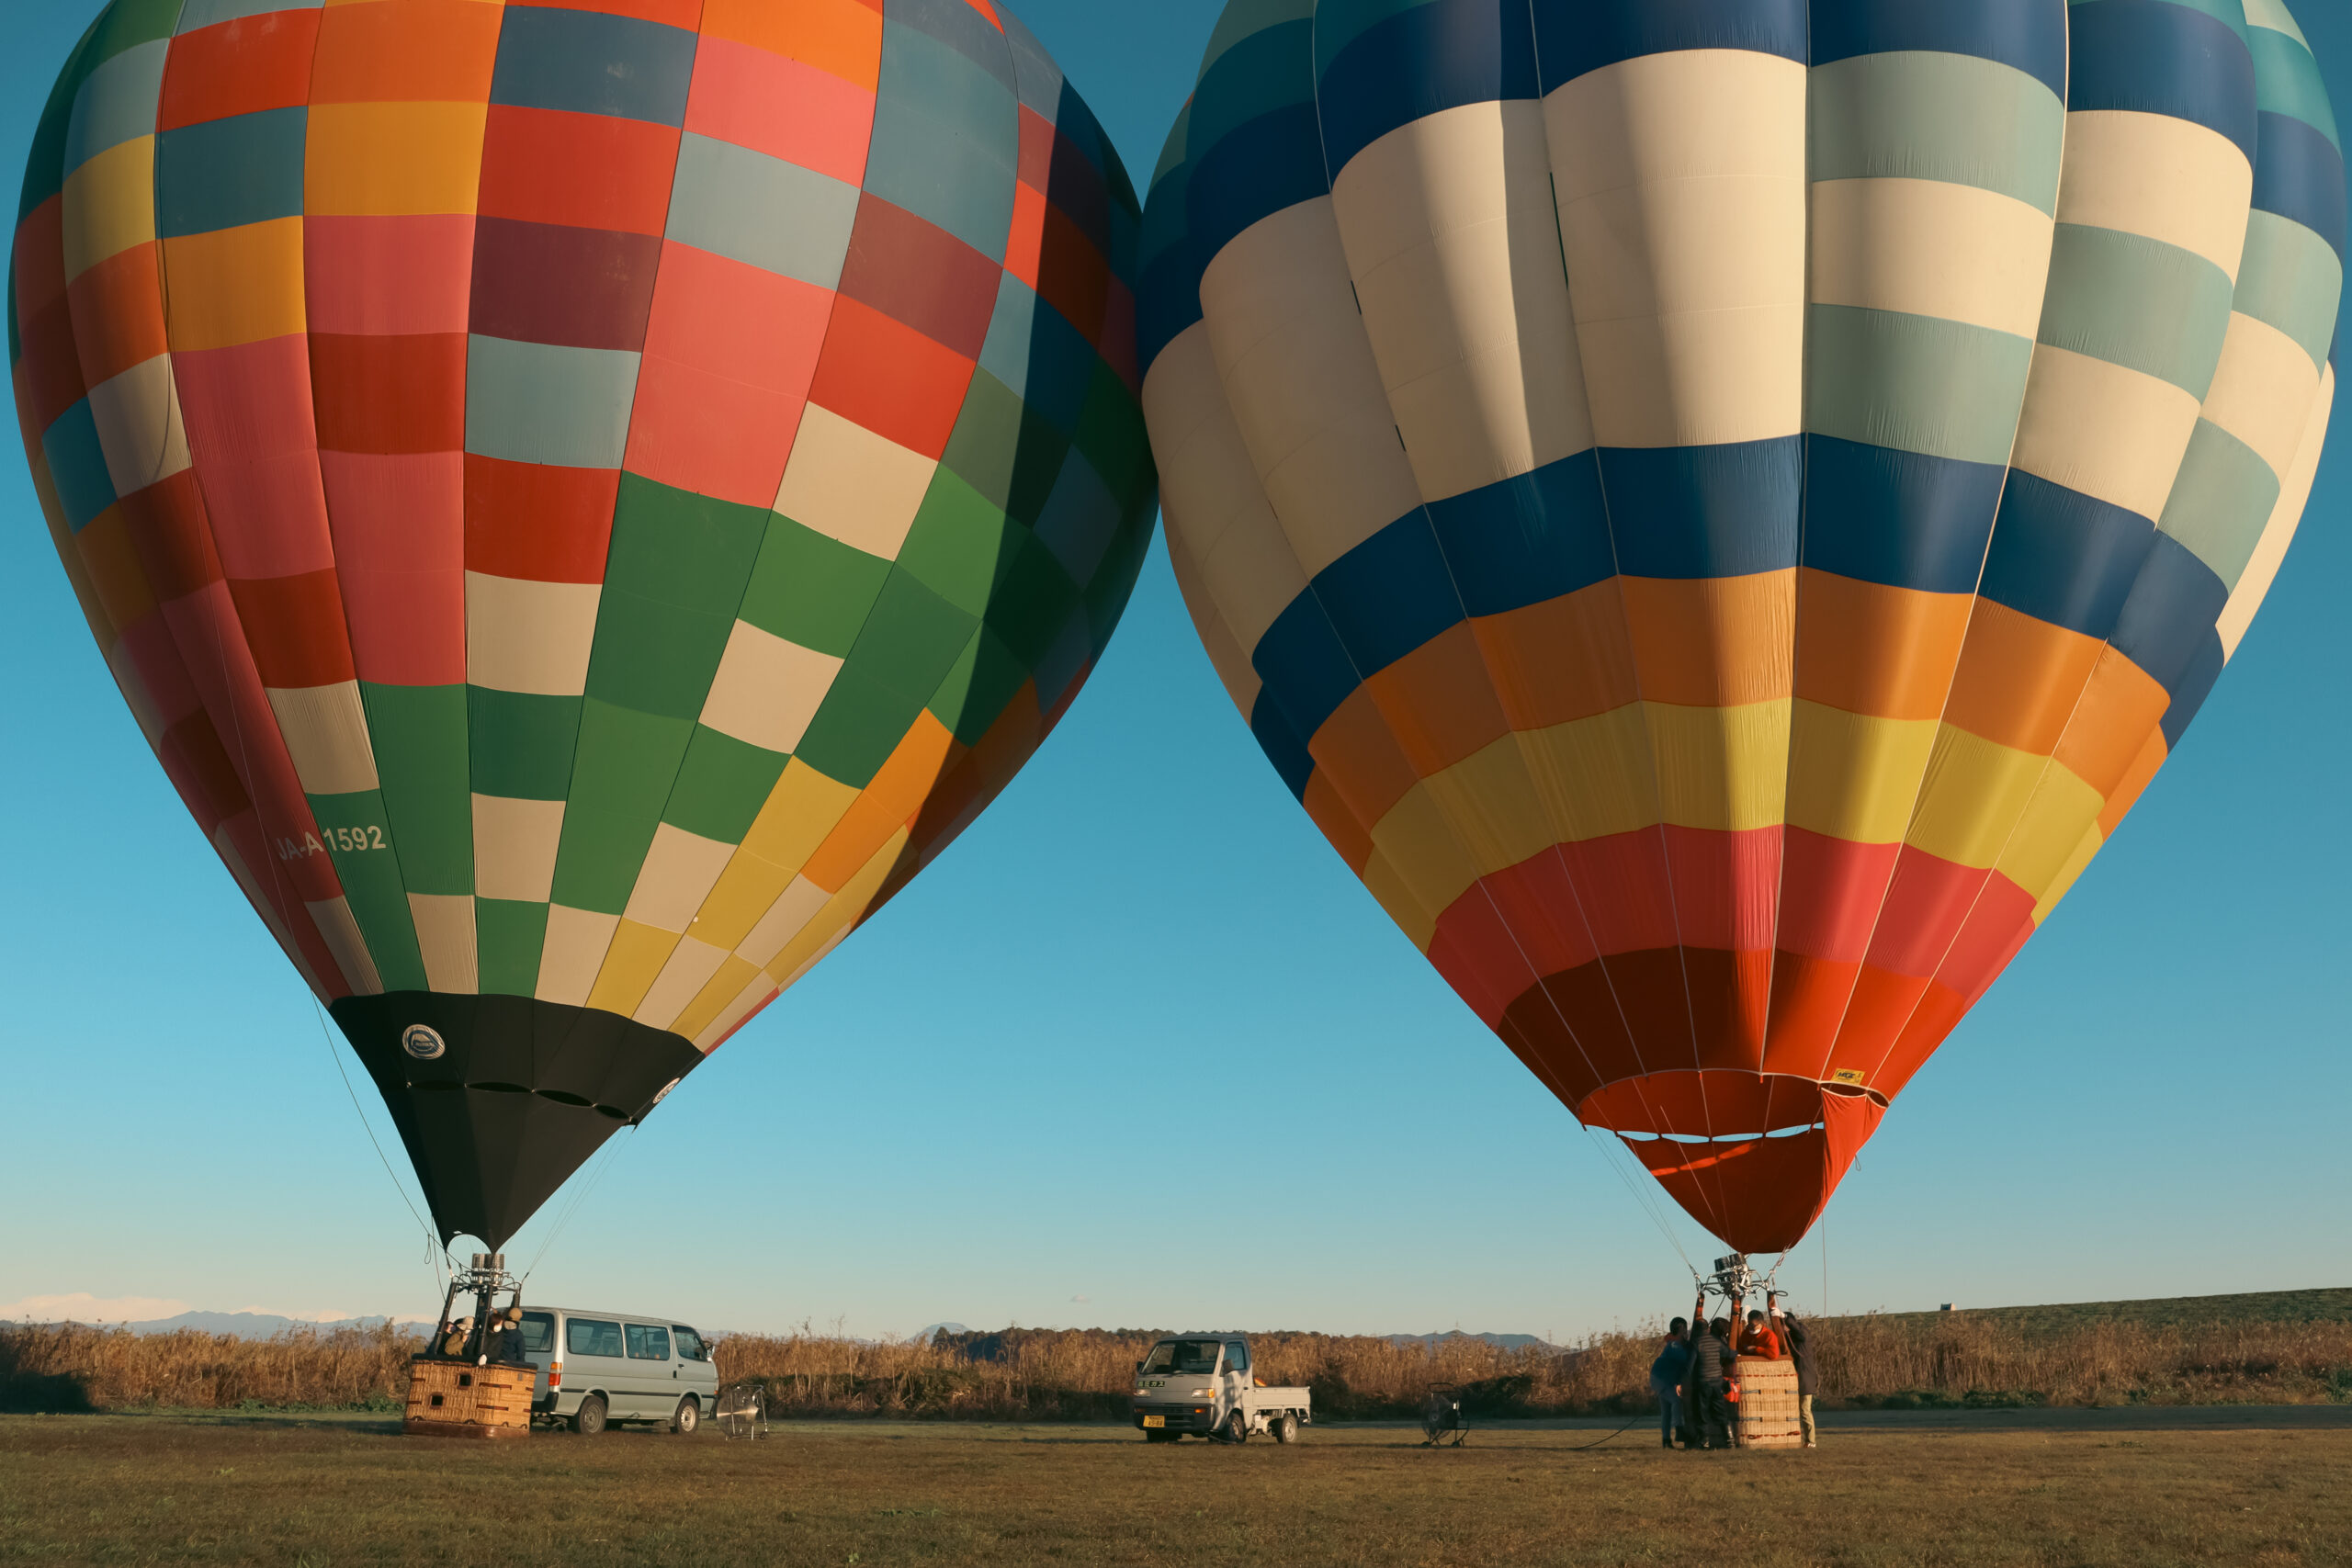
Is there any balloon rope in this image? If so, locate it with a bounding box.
[311,999,440,1268]
[1577,1122,1699,1278]
[518,1126,635,1285]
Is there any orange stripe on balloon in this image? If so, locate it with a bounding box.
[2054,647,2170,798]
[1466,579,1638,729]
[1792,570,1973,721]
[1939,595,2107,757]
[1620,570,1794,707]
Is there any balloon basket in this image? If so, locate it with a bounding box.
[1731,1358,1802,1450]
[404,1358,533,1439]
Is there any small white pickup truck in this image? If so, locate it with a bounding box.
[1129,1334,1310,1443]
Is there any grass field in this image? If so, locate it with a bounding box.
[10,1288,2348,1419]
[3,1411,2348,1566]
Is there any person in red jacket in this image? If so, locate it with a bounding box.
[1734,1308,1783,1361]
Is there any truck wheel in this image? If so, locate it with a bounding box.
[1272,1413,1299,1445]
[1221,1408,1248,1445]
[671,1395,699,1435]
[572,1394,608,1436]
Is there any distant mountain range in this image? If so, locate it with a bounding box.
[116,1312,423,1338]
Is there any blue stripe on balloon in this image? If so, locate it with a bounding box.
[2252,109,2348,262]
[1185,103,1330,283]
[1801,437,2008,595]
[2109,532,2232,696]
[1976,470,2158,639]
[1527,0,1806,96]
[1315,513,1465,677]
[1810,0,2068,106]
[1185,17,1317,170]
[1252,592,1367,764]
[1426,454,1617,617]
[2158,630,2225,750]
[2067,0,2258,166]
[1316,0,1538,179]
[1599,439,1803,580]
[1136,235,1205,372]
[1249,691,1319,800]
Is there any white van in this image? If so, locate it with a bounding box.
[514,1306,720,1434]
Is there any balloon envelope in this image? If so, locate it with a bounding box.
[1141,0,2340,1251]
[15,0,1157,1247]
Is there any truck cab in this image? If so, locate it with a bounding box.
[1130,1335,1309,1443]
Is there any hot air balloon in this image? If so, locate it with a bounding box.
[1141,0,2340,1252]
[13,0,1157,1250]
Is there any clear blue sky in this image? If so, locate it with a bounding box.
[2,2,2345,1339]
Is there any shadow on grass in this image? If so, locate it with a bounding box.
[0,1371,95,1415]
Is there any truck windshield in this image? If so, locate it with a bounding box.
[1142,1340,1223,1375]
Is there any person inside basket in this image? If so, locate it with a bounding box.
[437,1315,473,1359]
[480,1306,533,1368]
[1650,1318,1693,1450]
[1736,1308,1784,1361]
[1768,1292,1819,1449]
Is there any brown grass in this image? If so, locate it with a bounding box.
[6,1300,2348,1418]
[3,1412,2348,1567]
[0,1322,415,1413]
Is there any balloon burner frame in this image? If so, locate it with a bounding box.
[432,1252,524,1365]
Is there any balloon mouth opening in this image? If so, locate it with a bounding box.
[1621,1123,1824,1145]
[401,1077,634,1121]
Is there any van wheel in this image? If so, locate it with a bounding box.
[1220,1409,1248,1445]
[1272,1413,1299,1445]
[671,1396,699,1435]
[571,1394,608,1436]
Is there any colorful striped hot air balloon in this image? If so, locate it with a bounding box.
[13,0,1157,1248]
[1141,0,2340,1252]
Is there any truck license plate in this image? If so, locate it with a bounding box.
[1141,1415,1165,1428]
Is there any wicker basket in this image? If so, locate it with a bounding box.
[404,1357,534,1439]
[1732,1357,1802,1450]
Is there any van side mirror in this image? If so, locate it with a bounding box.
[1135,1361,1144,1374]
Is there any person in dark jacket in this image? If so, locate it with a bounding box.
[1681,1294,1732,1449]
[480,1306,533,1367]
[1649,1319,1692,1449]
[1768,1292,1818,1448]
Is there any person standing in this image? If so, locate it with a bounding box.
[1682,1293,1731,1450]
[1650,1319,1692,1450]
[1769,1292,1818,1449]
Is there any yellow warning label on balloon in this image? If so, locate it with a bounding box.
[1830,1069,1868,1086]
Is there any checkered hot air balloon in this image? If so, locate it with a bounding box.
[1141,0,2340,1252]
[13,0,1158,1249]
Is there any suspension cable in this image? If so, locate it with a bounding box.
[519,1126,635,1285]
[311,999,442,1279]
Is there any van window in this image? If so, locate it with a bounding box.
[673,1326,708,1362]
[567,1318,624,1358]
[518,1312,556,1354]
[625,1323,673,1361]
[1227,1341,1250,1372]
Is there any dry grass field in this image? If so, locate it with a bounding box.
[3,1410,2348,1567]
[6,1288,2349,1419]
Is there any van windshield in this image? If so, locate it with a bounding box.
[518,1312,555,1354]
[1142,1340,1223,1376]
